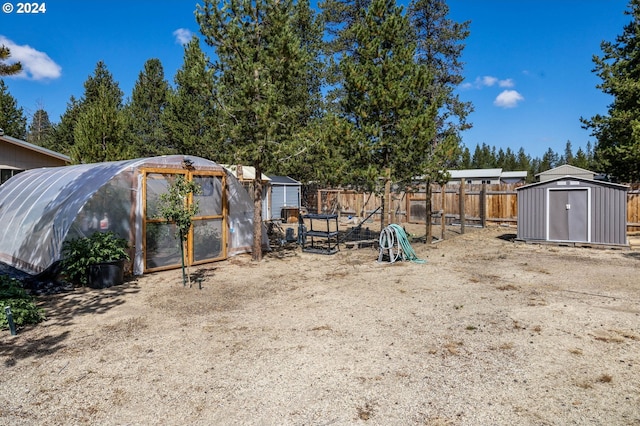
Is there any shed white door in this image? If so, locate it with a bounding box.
[548,188,589,242]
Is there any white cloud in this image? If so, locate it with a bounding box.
[481,76,498,87]
[498,78,514,88]
[467,75,516,89]
[173,28,193,45]
[494,90,524,108]
[0,36,61,80]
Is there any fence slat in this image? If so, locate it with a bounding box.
[311,182,640,233]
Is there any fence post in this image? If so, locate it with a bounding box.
[459,180,465,234]
[441,184,446,240]
[425,180,432,243]
[481,183,487,228]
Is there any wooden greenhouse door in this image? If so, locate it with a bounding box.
[142,169,227,273]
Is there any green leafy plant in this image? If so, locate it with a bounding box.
[61,231,130,286]
[0,275,45,330]
[157,174,201,287]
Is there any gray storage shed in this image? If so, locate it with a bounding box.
[516,176,628,247]
[269,175,301,221]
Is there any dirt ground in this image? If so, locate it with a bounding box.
[1,224,639,425]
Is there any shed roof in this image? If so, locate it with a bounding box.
[268,175,301,185]
[516,175,629,191]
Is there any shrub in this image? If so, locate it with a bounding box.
[61,231,130,286]
[0,275,45,330]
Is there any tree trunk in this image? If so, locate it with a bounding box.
[425,179,432,244]
[180,232,187,287]
[252,169,263,261]
[381,168,391,230]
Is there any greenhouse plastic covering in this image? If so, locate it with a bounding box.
[0,155,260,276]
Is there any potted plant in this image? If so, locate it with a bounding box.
[61,231,130,289]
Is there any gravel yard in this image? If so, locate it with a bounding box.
[1,226,639,425]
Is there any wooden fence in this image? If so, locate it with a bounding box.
[310,182,640,233]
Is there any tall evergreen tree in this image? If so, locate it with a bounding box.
[457,145,471,168]
[0,80,27,138]
[561,140,574,165]
[162,36,216,158]
[0,45,22,76]
[70,62,130,163]
[339,0,437,187]
[27,108,53,146]
[292,0,325,122]
[126,58,171,157]
[516,147,532,177]
[538,147,560,173]
[197,0,309,260]
[470,143,495,169]
[581,0,640,182]
[572,147,590,170]
[498,147,517,171]
[272,0,333,182]
[50,96,82,155]
[408,0,472,156]
[319,0,370,110]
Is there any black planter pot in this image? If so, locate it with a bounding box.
[87,259,125,289]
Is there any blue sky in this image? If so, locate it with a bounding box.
[0,0,632,160]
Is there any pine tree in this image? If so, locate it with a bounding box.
[581,0,640,182]
[50,96,82,155]
[162,36,216,158]
[125,58,171,157]
[27,108,53,146]
[339,0,437,188]
[516,147,532,181]
[70,62,130,163]
[458,145,471,168]
[272,0,333,183]
[573,147,590,170]
[539,147,560,173]
[197,0,309,260]
[561,140,574,165]
[408,0,472,155]
[0,45,22,76]
[320,0,371,109]
[292,0,325,122]
[0,80,27,138]
[498,147,517,171]
[471,143,494,169]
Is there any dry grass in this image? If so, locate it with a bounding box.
[2,225,639,425]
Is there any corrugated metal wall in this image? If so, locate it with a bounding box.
[517,178,628,245]
[591,184,627,245]
[517,185,546,240]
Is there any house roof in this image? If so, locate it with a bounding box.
[268,175,301,185]
[501,171,528,179]
[448,168,503,179]
[0,134,71,163]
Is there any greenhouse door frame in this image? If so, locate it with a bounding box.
[141,168,227,273]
